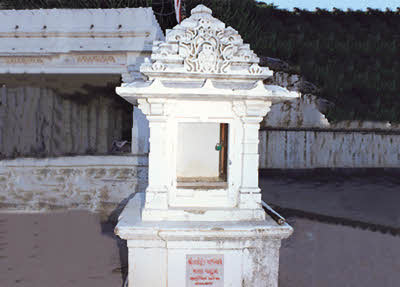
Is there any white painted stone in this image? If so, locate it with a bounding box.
[115,5,297,287]
[116,4,300,222]
[0,155,148,212]
[131,106,150,155]
[115,193,293,287]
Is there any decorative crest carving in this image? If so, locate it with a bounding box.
[140,5,272,80]
[174,16,239,73]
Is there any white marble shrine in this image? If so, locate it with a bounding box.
[115,5,298,287]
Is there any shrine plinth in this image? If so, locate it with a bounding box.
[115,5,299,286]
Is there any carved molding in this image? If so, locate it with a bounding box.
[176,20,239,74]
[75,55,117,64]
[0,54,126,66]
[232,100,272,121]
[4,57,47,65]
[137,98,174,118]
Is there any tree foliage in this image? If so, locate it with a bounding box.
[2,0,400,122]
[185,0,400,122]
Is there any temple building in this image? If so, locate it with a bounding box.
[0,8,163,158]
[0,8,163,212]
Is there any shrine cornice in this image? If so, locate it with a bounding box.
[116,79,300,104]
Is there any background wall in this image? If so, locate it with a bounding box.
[0,85,132,158]
[259,128,400,169]
[259,93,400,169]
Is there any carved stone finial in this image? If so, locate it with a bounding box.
[191,4,212,16]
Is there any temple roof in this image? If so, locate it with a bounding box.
[117,5,300,103]
[0,8,163,54]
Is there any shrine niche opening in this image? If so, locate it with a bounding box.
[176,122,228,190]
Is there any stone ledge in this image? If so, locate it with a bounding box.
[0,155,148,213]
[115,192,293,242]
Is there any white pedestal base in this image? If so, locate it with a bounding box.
[115,193,293,287]
[141,206,267,222]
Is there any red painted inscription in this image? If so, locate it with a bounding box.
[186,254,224,287]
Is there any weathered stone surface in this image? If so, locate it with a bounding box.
[0,156,148,213]
[116,193,292,287]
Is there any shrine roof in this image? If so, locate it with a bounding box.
[116,5,301,103]
[139,4,273,81]
[0,8,163,54]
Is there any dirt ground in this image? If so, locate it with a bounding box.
[1,173,400,287]
[0,211,127,287]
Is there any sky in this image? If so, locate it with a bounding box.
[258,0,400,11]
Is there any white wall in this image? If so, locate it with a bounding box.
[176,123,220,179]
[131,106,150,154]
[259,129,400,169]
[2,128,400,213]
[0,155,148,212]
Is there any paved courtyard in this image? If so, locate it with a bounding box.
[260,169,400,230]
[1,171,399,287]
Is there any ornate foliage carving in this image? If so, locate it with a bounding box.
[248,64,263,75]
[151,61,166,72]
[174,20,240,73]
[140,5,272,79]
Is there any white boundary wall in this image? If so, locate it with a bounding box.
[0,155,148,212]
[259,128,400,169]
[1,126,400,212]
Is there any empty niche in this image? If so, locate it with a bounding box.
[176,122,228,189]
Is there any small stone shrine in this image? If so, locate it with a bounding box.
[115,5,299,286]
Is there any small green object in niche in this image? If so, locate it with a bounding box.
[215,143,222,151]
